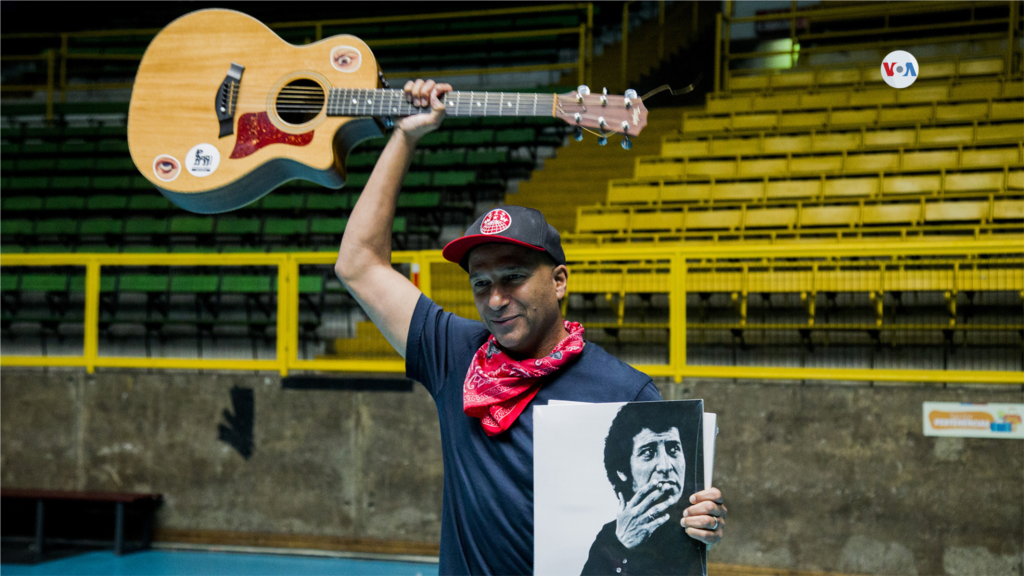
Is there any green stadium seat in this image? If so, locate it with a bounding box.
[52,176,91,190]
[21,273,69,292]
[128,194,171,210]
[21,143,58,154]
[310,217,348,234]
[1,220,34,235]
[403,172,431,187]
[78,245,120,253]
[346,153,378,168]
[30,245,73,253]
[10,177,49,190]
[25,127,61,139]
[393,217,407,233]
[261,194,306,210]
[17,159,56,171]
[170,216,215,234]
[1,274,19,291]
[217,218,262,235]
[80,218,124,235]
[169,245,219,253]
[98,126,127,138]
[44,196,87,211]
[93,176,131,189]
[96,158,136,171]
[171,275,220,293]
[125,218,169,235]
[418,132,450,146]
[422,151,465,166]
[398,192,441,208]
[299,275,324,294]
[0,245,26,254]
[467,150,508,165]
[263,218,308,236]
[306,193,350,211]
[98,140,130,153]
[434,171,476,186]
[220,245,268,253]
[122,245,168,253]
[1,143,20,155]
[118,274,168,292]
[3,197,43,211]
[221,275,272,293]
[1,159,14,172]
[60,141,96,153]
[452,130,494,145]
[131,176,156,190]
[87,195,129,210]
[346,173,370,187]
[35,219,77,235]
[496,128,535,144]
[57,158,95,171]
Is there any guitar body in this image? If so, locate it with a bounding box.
[128,9,382,213]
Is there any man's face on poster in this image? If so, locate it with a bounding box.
[626,427,685,497]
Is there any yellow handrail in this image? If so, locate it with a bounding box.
[1,238,1021,384]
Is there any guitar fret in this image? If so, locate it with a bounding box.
[326,89,556,118]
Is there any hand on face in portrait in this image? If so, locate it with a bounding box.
[397,79,452,141]
[614,428,685,549]
[681,487,727,548]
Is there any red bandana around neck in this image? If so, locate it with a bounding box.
[463,321,585,436]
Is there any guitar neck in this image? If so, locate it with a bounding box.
[326,88,556,119]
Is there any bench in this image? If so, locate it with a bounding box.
[0,488,162,556]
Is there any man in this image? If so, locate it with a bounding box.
[582,402,705,575]
[334,79,727,575]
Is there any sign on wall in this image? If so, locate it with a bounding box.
[922,402,1024,439]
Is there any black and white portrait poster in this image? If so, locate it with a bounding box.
[534,400,706,576]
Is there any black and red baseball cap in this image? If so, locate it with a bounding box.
[442,205,567,271]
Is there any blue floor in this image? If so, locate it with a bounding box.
[2,549,439,576]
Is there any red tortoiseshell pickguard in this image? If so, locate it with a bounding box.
[230,112,313,159]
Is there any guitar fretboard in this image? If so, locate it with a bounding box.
[326,89,556,118]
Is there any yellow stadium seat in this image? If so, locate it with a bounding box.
[800,205,860,227]
[790,154,843,174]
[817,68,861,87]
[780,111,828,129]
[663,182,712,203]
[832,109,878,127]
[686,209,741,230]
[924,200,988,223]
[633,211,685,232]
[945,171,1005,193]
[577,212,630,233]
[745,207,797,228]
[768,179,820,201]
[977,123,1024,142]
[902,149,959,171]
[733,113,779,131]
[850,90,896,107]
[862,203,921,226]
[918,125,973,145]
[963,147,1022,168]
[825,178,879,199]
[1007,171,1024,190]
[844,152,900,173]
[937,102,989,122]
[959,58,1004,76]
[993,199,1024,220]
[813,132,864,152]
[714,181,763,202]
[878,105,932,125]
[883,174,942,195]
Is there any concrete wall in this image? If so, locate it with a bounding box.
[2,368,1022,574]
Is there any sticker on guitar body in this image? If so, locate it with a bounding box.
[186,144,220,177]
[330,45,362,73]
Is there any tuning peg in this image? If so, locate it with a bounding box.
[621,136,632,150]
[577,85,590,102]
[597,135,608,146]
[598,117,606,129]
[621,121,630,132]
[600,87,608,106]
[574,112,582,124]
[574,127,583,141]
[624,88,637,109]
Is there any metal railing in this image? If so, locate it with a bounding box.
[713,0,1023,93]
[0,3,594,124]
[2,238,1021,384]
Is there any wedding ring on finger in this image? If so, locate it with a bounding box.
[710,517,720,531]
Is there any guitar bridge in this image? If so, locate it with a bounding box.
[216,62,245,138]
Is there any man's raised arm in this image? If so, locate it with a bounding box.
[334,79,452,359]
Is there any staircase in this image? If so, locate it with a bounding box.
[507,106,695,235]
[505,2,714,235]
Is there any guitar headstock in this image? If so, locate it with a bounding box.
[554,86,647,149]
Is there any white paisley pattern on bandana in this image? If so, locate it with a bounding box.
[463,321,585,436]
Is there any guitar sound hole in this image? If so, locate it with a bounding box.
[276,79,324,125]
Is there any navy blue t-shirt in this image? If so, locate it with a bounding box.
[405,294,662,576]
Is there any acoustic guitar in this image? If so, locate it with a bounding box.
[127,9,648,214]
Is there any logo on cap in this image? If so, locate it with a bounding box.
[480,209,512,235]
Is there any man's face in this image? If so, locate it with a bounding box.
[628,427,685,495]
[467,243,567,356]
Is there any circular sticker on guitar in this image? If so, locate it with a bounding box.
[185,144,220,177]
[152,154,181,182]
[330,45,362,73]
